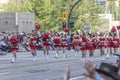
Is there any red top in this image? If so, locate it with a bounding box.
[61,38,67,43]
[53,37,61,44]
[10,37,19,45]
[107,37,113,43]
[30,37,38,43]
[42,34,50,41]
[74,35,80,39]
[82,36,88,42]
[99,37,106,41]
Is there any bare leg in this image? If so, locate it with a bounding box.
[46,46,50,59]
[11,51,17,63]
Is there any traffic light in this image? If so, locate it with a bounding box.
[62,12,68,22]
[62,22,66,28]
[70,19,74,28]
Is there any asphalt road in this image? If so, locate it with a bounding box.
[0,49,118,80]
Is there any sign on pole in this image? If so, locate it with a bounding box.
[107,0,118,1]
[84,24,89,32]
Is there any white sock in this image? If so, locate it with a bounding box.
[33,56,37,61]
[106,53,109,58]
[90,57,93,61]
[63,54,66,58]
[75,52,78,55]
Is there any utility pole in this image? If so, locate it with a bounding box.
[68,0,82,29]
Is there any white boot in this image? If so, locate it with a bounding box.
[55,54,59,58]
[46,55,49,60]
[11,58,15,63]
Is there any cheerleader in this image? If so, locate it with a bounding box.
[106,32,113,58]
[61,33,68,58]
[10,33,19,63]
[98,32,106,56]
[52,33,61,58]
[72,34,81,56]
[29,30,39,61]
[112,33,120,54]
[80,32,89,59]
[88,33,98,61]
[41,31,51,59]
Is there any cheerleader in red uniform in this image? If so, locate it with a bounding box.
[106,32,113,57]
[72,34,81,56]
[112,33,120,54]
[98,32,106,56]
[88,33,98,61]
[29,31,39,61]
[10,33,19,63]
[80,33,89,59]
[61,33,68,58]
[41,31,51,59]
[52,33,61,58]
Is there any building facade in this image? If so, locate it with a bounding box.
[0,12,35,33]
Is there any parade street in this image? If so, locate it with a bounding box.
[0,49,117,80]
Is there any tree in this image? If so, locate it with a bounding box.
[0,0,106,32]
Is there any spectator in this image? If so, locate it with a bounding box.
[83,61,120,80]
[64,67,70,80]
[64,61,120,80]
[0,39,10,52]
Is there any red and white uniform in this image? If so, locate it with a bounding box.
[111,27,117,33]
[41,34,51,47]
[61,38,67,48]
[106,37,113,48]
[29,37,38,50]
[80,36,89,51]
[71,35,81,47]
[10,36,19,51]
[53,37,61,48]
[112,37,120,48]
[99,37,106,48]
[88,38,98,50]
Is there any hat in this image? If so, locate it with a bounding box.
[96,62,119,80]
[114,54,120,58]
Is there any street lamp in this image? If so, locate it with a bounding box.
[68,0,82,29]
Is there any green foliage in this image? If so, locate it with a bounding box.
[0,0,107,32]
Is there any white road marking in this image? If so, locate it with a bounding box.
[0,72,9,75]
[70,75,86,80]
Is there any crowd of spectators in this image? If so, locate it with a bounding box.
[0,31,31,54]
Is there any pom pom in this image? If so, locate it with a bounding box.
[35,24,41,30]
[53,38,61,43]
[111,27,116,32]
[117,26,120,30]
[64,28,69,33]
[11,38,18,45]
